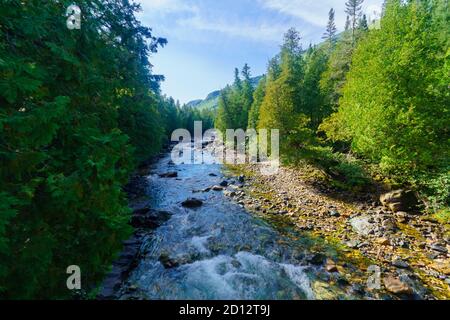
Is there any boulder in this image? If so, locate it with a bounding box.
[380,190,418,213]
[130,208,172,229]
[325,259,339,273]
[212,185,224,191]
[159,171,178,178]
[182,198,203,208]
[159,252,180,269]
[350,215,377,237]
[308,253,326,266]
[219,180,229,187]
[392,258,409,269]
[430,244,448,254]
[383,275,412,295]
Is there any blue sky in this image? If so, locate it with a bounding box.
[136,0,383,104]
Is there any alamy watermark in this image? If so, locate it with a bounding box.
[66,265,81,290]
[171,122,280,175]
[66,4,81,30]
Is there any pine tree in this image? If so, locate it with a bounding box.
[240,64,254,129]
[322,8,338,49]
[358,14,369,31]
[258,29,306,152]
[248,76,266,129]
[234,68,242,90]
[345,0,364,45]
[345,15,351,31]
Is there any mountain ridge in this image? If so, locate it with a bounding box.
[185,75,263,111]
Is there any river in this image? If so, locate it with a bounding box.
[115,144,378,300]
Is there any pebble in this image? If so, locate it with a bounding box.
[346,240,360,249]
[430,244,448,254]
[392,259,409,269]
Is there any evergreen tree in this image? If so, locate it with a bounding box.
[358,14,369,31]
[258,29,306,152]
[345,0,365,45]
[322,8,338,49]
[345,15,351,31]
[240,64,254,129]
[248,76,267,129]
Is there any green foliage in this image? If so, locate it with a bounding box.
[258,28,305,150]
[323,0,449,210]
[215,0,448,212]
[0,0,174,299]
[215,64,256,132]
[248,76,266,129]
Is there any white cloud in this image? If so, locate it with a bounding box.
[259,0,383,30]
[177,15,289,43]
[136,0,197,14]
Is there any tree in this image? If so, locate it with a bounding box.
[248,76,267,129]
[322,0,449,210]
[358,14,369,31]
[303,47,330,130]
[258,28,306,152]
[322,8,338,50]
[240,64,254,129]
[345,15,351,31]
[345,0,364,45]
[0,0,171,299]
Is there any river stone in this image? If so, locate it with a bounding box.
[430,244,448,254]
[130,208,172,229]
[383,275,412,295]
[308,253,326,266]
[158,252,179,269]
[159,171,178,178]
[212,185,224,191]
[224,190,237,197]
[329,210,340,217]
[429,260,450,275]
[350,215,377,237]
[380,190,418,213]
[392,258,409,269]
[346,240,360,249]
[325,259,339,273]
[219,180,229,187]
[312,281,336,300]
[182,198,203,208]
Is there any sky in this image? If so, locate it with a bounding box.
[136,0,384,104]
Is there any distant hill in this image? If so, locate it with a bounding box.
[186,75,263,111]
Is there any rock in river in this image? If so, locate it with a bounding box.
[182,198,204,208]
[159,171,178,178]
[219,180,229,187]
[130,208,172,229]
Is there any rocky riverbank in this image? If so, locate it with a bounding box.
[222,163,450,299]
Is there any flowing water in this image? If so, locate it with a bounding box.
[117,144,367,300]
